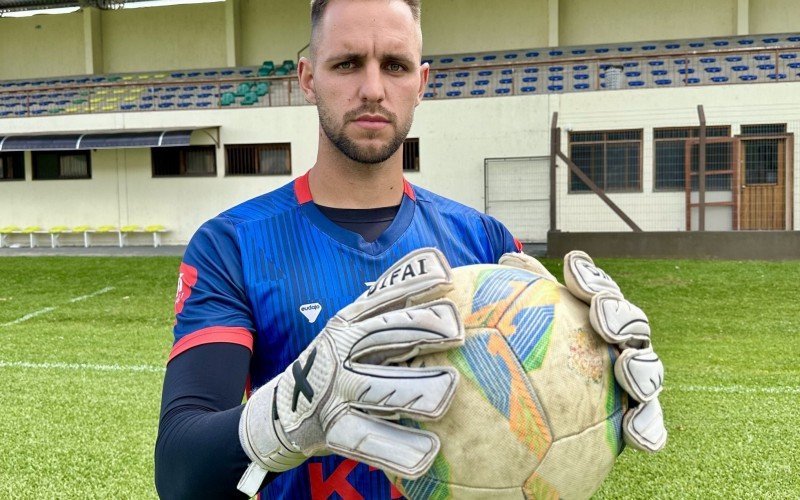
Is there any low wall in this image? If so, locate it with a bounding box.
[547,231,800,260]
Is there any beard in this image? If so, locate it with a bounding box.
[318,99,413,164]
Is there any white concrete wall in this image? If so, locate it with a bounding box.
[0,12,85,80]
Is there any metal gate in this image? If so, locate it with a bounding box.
[484,156,550,243]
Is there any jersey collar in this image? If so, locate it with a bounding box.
[293,170,417,256]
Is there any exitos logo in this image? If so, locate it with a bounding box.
[174,263,198,315]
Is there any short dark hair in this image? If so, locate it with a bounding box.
[309,0,422,57]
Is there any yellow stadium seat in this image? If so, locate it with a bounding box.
[0,226,20,248]
[21,226,42,248]
[48,225,70,248]
[72,225,92,247]
[145,224,167,247]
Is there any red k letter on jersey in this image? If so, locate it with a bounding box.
[309,460,362,500]
[174,263,198,315]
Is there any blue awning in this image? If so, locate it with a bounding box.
[0,130,195,151]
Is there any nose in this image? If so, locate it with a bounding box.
[358,61,385,104]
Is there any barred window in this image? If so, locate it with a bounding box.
[32,151,91,180]
[403,138,419,172]
[152,146,216,177]
[226,143,291,176]
[569,129,642,193]
[740,123,786,136]
[654,126,730,191]
[0,152,24,181]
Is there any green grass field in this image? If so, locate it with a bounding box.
[0,256,798,498]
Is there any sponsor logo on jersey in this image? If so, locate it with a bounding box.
[299,302,322,323]
[175,262,198,315]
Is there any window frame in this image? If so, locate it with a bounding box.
[151,145,217,178]
[402,138,420,172]
[652,125,731,192]
[31,150,92,181]
[567,129,643,194]
[225,143,292,176]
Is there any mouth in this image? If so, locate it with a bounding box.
[352,114,391,130]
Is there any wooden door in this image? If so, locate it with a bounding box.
[739,137,787,230]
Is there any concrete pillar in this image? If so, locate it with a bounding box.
[735,0,749,35]
[224,0,241,67]
[83,7,103,74]
[548,0,559,47]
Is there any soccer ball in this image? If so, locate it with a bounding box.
[390,264,627,499]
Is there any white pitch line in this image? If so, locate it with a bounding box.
[0,360,164,374]
[1,286,115,327]
[68,286,115,303]
[674,384,800,395]
[1,307,57,327]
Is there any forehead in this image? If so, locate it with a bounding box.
[315,0,421,58]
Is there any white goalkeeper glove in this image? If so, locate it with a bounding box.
[237,248,465,496]
[499,250,667,453]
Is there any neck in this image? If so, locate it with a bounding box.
[308,137,405,208]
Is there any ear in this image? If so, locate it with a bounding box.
[415,62,430,106]
[298,57,317,105]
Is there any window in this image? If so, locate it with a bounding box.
[569,130,641,192]
[653,126,730,191]
[740,123,786,136]
[152,146,216,177]
[226,143,291,176]
[32,151,91,180]
[403,138,420,172]
[0,152,24,181]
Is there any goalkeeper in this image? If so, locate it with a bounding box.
[154,0,666,498]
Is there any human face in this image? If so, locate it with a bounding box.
[299,0,429,164]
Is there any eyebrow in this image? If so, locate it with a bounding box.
[325,52,417,66]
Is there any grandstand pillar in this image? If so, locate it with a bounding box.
[735,0,749,35]
[224,0,242,67]
[82,7,104,74]
[547,0,559,46]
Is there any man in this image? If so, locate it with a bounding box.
[155,1,665,498]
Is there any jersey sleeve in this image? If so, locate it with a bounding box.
[169,215,255,363]
[481,214,524,262]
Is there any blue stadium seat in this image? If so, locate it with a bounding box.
[674,59,689,65]
[171,72,184,78]
[177,102,192,108]
[187,72,201,77]
[524,67,539,74]
[642,45,657,51]
[623,62,639,68]
[478,70,493,76]
[423,92,435,98]
[678,68,695,74]
[574,83,590,90]
[740,75,758,81]
[141,95,154,101]
[628,81,645,87]
[525,51,540,58]
[499,78,513,84]
[434,73,447,79]
[446,90,461,97]
[520,86,536,93]
[549,66,563,72]
[451,81,465,87]
[684,77,700,84]
[571,49,586,55]
[166,86,180,92]
[705,67,722,73]
[788,36,800,42]
[470,89,485,96]
[757,64,776,70]
[461,56,476,62]
[158,102,175,108]
[428,82,443,88]
[788,62,800,69]
[197,93,212,99]
[711,76,729,83]
[767,73,787,80]
[574,74,589,80]
[474,80,490,86]
[549,50,563,56]
[779,53,797,59]
[573,65,588,71]
[238,69,253,76]
[120,104,136,110]
[725,56,742,62]
[220,70,235,76]
[501,69,513,75]
[666,43,681,49]
[625,71,641,77]
[203,71,218,77]
[455,72,469,78]
[594,48,609,53]
[197,102,212,107]
[713,40,729,46]
[649,60,665,66]
[504,53,518,60]
[763,38,779,44]
[482,55,496,61]
[754,55,771,61]
[547,84,563,91]
[548,75,564,81]
[690,42,705,48]
[738,39,754,45]
[522,76,537,83]
[732,65,749,71]
[652,69,669,76]
[161,94,176,100]
[495,88,510,94]
[201,84,215,90]
[440,57,454,63]
[618,46,633,52]
[700,57,716,64]
[655,79,672,85]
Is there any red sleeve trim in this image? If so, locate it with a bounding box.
[168,326,253,363]
[294,171,313,205]
[513,237,523,252]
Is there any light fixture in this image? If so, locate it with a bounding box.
[123,0,224,8]
[1,6,81,17]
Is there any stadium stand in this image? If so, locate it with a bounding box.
[1,33,798,118]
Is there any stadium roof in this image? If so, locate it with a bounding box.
[0,129,198,151]
[0,0,222,15]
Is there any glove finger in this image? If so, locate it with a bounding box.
[326,411,441,479]
[614,347,664,403]
[498,252,558,282]
[344,364,459,420]
[590,292,651,347]
[349,299,464,365]
[622,399,667,452]
[339,248,454,322]
[563,250,622,304]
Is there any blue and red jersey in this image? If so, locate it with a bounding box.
[171,171,520,499]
